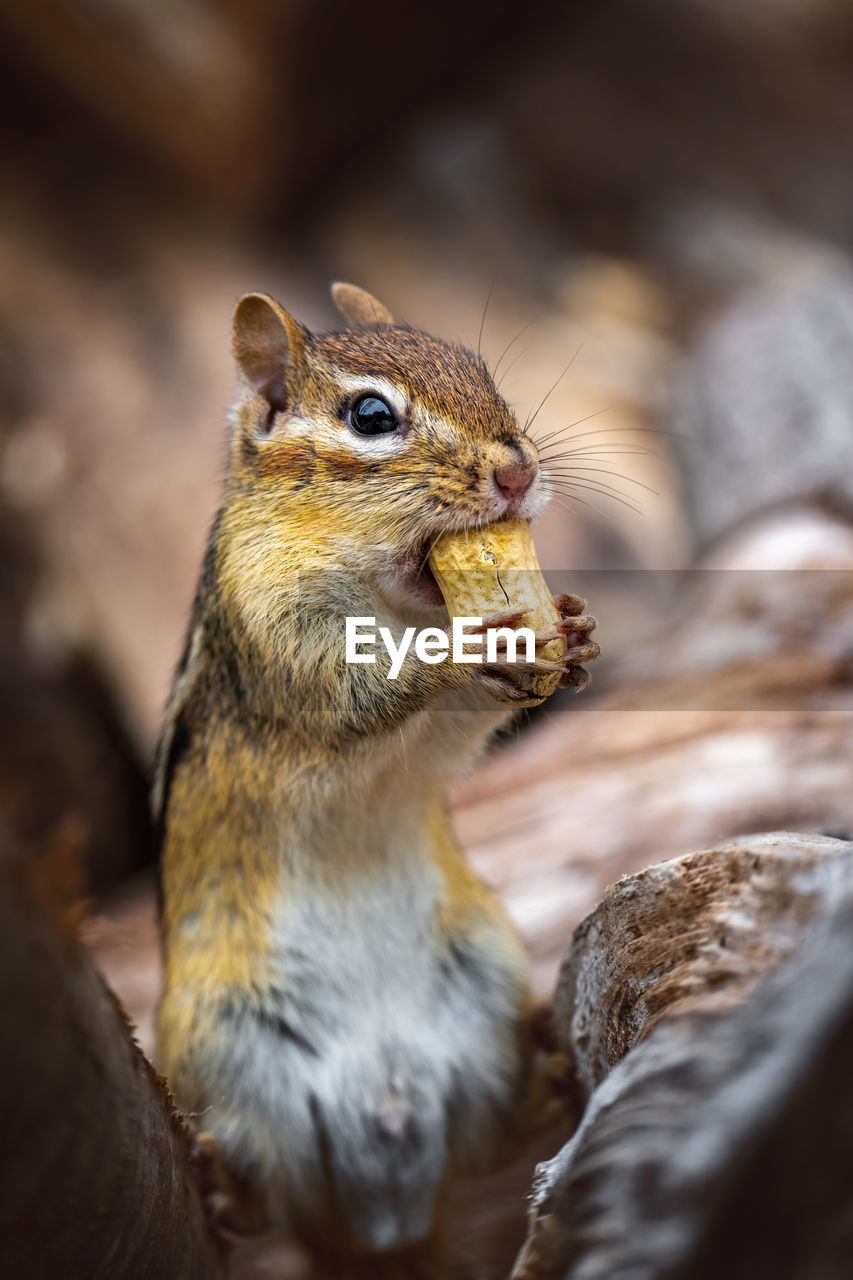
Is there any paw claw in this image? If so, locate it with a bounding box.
[473,609,529,633]
[533,641,600,672]
[553,593,587,619]
[565,640,600,665]
[556,614,597,638]
[559,665,592,693]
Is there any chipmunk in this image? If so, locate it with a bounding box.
[154,283,599,1277]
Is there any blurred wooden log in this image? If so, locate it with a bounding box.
[0,505,151,890]
[670,263,853,544]
[460,705,853,996]
[0,0,289,205]
[0,836,222,1279]
[513,832,853,1279]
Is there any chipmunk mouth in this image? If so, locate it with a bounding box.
[390,541,445,608]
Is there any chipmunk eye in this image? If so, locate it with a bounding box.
[349,395,399,435]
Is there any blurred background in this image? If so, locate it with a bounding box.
[2,0,853,1093]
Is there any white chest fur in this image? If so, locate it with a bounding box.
[204,754,528,1251]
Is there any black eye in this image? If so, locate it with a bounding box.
[349,394,399,435]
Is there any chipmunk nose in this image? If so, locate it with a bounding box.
[493,456,537,500]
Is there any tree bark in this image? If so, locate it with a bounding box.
[513,832,853,1280]
[0,840,222,1280]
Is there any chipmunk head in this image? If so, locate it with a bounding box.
[227,284,544,613]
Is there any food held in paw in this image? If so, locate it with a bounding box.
[428,518,563,704]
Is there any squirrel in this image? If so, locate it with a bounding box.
[154,283,599,1278]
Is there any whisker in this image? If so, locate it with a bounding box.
[417,532,445,577]
[539,483,611,521]
[555,425,702,446]
[539,440,652,456]
[477,275,497,360]
[531,404,610,449]
[544,440,651,452]
[496,345,531,390]
[538,487,598,519]
[524,336,587,436]
[544,469,642,497]
[542,465,659,495]
[493,316,539,381]
[538,446,653,463]
[543,478,643,514]
[557,487,641,515]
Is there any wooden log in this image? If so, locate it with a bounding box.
[513,832,853,1279]
[0,837,223,1279]
[0,506,152,891]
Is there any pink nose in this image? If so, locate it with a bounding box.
[493,458,536,500]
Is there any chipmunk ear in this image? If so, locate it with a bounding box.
[232,293,308,410]
[331,282,394,328]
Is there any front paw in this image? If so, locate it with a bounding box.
[552,594,599,692]
[476,662,547,706]
[471,596,600,704]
